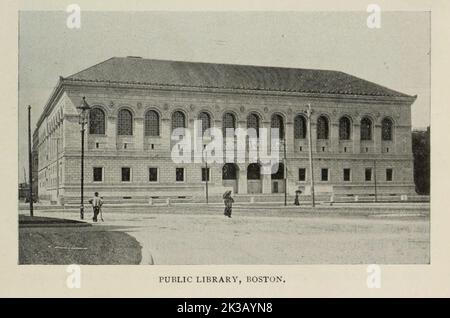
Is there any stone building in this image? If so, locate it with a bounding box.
[34,57,417,203]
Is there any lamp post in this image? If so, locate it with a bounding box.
[203,144,209,204]
[283,137,287,206]
[373,159,378,202]
[28,105,34,217]
[305,104,316,208]
[77,97,91,220]
[50,137,61,202]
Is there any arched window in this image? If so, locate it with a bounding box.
[339,116,351,140]
[198,112,211,135]
[222,163,238,180]
[360,117,372,141]
[317,115,329,139]
[247,163,261,180]
[172,111,186,131]
[89,108,105,135]
[382,118,393,141]
[247,113,260,137]
[294,115,307,139]
[271,162,284,180]
[271,114,285,139]
[222,112,236,137]
[144,110,160,136]
[117,109,133,135]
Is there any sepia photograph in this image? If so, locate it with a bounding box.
[17,10,430,266]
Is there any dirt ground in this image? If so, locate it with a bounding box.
[23,206,429,265]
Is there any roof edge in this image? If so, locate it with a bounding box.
[61,78,418,104]
[36,77,64,128]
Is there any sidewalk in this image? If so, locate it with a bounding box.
[19,200,429,210]
[19,202,430,220]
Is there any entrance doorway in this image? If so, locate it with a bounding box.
[247,163,262,194]
[271,162,285,193]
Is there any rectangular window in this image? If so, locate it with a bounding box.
[343,168,351,181]
[386,168,393,181]
[321,168,329,181]
[176,168,184,182]
[149,168,158,182]
[93,167,103,182]
[365,168,372,181]
[201,168,210,182]
[298,168,306,181]
[121,167,131,182]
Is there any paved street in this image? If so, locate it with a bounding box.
[22,204,430,265]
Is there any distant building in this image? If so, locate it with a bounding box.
[34,57,417,203]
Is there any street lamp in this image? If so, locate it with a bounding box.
[76,96,91,219]
[50,137,61,202]
[203,144,209,204]
[282,137,287,206]
[305,104,316,208]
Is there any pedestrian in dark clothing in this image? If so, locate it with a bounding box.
[223,190,234,218]
[294,190,302,206]
[89,192,103,222]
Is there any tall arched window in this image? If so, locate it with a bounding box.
[222,112,236,137]
[247,163,261,180]
[294,115,307,139]
[89,108,105,135]
[317,115,329,139]
[172,111,186,131]
[271,114,285,139]
[222,163,238,180]
[360,117,372,141]
[339,116,351,140]
[144,110,160,136]
[382,118,393,141]
[117,109,133,135]
[247,113,260,137]
[198,112,211,135]
[271,162,285,180]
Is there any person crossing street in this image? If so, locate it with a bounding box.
[89,192,103,222]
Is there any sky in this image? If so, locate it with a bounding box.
[18,11,430,180]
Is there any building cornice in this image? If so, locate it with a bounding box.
[61,78,417,105]
[36,77,65,128]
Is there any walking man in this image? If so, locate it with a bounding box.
[223,190,234,218]
[89,192,103,222]
[294,190,302,206]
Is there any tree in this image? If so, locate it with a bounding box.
[412,127,430,195]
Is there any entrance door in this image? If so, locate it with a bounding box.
[271,163,285,193]
[272,182,279,193]
[247,163,262,194]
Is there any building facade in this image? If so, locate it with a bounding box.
[34,57,417,204]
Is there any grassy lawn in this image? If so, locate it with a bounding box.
[19,218,142,264]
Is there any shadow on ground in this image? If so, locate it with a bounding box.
[19,216,142,265]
